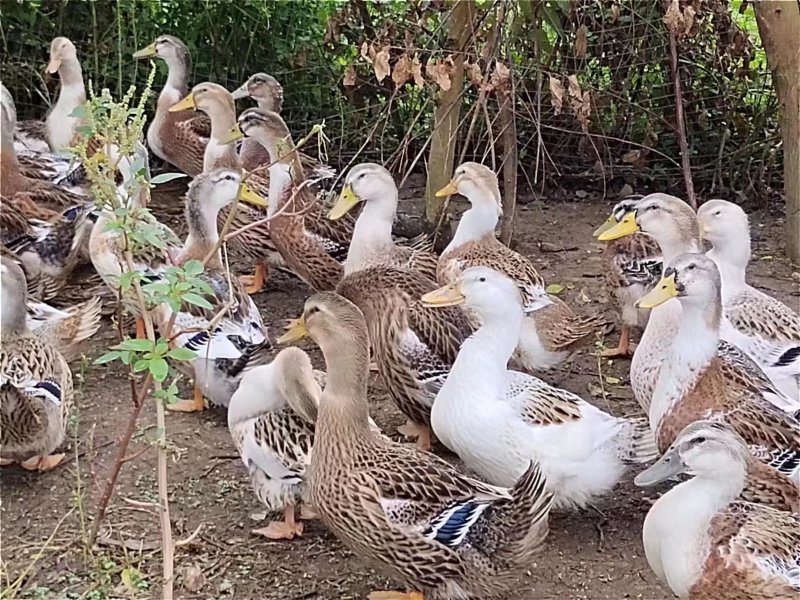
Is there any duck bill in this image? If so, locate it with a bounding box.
[277,316,308,344]
[133,43,158,59]
[46,57,62,74]
[328,185,361,220]
[421,284,465,308]
[634,449,686,487]
[592,214,617,237]
[435,179,458,198]
[637,274,678,309]
[220,123,245,145]
[237,183,268,207]
[230,85,249,100]
[168,93,196,113]
[597,212,638,241]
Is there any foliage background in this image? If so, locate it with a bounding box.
[0,0,781,202]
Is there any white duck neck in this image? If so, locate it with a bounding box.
[163,57,189,98]
[55,59,85,106]
[707,238,749,298]
[445,198,500,253]
[345,191,397,274]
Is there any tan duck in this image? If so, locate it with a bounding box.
[637,253,798,510]
[593,196,663,357]
[328,162,438,279]
[698,199,800,400]
[279,291,553,599]
[437,162,602,371]
[27,297,103,363]
[160,168,271,412]
[231,72,284,171]
[635,420,799,599]
[0,255,73,471]
[597,194,798,415]
[224,108,349,292]
[228,347,321,540]
[133,35,210,176]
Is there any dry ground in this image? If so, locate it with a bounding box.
[2,179,797,600]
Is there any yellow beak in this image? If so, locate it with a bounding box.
[220,123,244,146]
[328,185,361,220]
[421,283,466,307]
[277,316,308,344]
[133,42,158,59]
[597,212,639,241]
[435,179,459,198]
[46,57,61,74]
[593,214,618,238]
[637,274,679,309]
[169,93,196,113]
[237,183,268,207]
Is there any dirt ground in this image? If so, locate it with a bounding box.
[2,177,797,600]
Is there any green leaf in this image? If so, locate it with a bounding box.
[167,347,198,361]
[149,357,169,382]
[183,292,214,310]
[70,104,88,119]
[182,259,204,276]
[545,283,564,295]
[150,172,187,185]
[94,351,121,365]
[120,338,155,352]
[133,359,150,373]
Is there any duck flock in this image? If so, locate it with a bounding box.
[1,35,799,600]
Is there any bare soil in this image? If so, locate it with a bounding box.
[2,180,797,600]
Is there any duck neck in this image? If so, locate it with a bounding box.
[183,199,221,266]
[707,239,749,298]
[446,200,500,253]
[663,457,746,520]
[0,142,24,195]
[0,291,27,339]
[204,104,240,170]
[57,58,85,100]
[317,330,372,434]
[659,234,701,264]
[164,56,189,98]
[651,295,720,427]
[345,192,397,274]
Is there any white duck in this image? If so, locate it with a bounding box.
[228,347,322,540]
[698,199,799,400]
[422,266,658,508]
[635,420,799,600]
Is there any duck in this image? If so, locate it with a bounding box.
[133,35,210,176]
[27,296,103,363]
[327,162,438,279]
[0,255,73,471]
[227,347,322,540]
[89,143,179,337]
[437,162,603,371]
[12,37,86,154]
[593,197,662,357]
[636,252,798,509]
[278,291,553,599]
[697,199,799,400]
[635,420,799,599]
[422,267,658,508]
[159,168,271,412]
[597,193,799,415]
[225,108,348,292]
[231,72,284,171]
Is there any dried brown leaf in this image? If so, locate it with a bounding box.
[343,64,357,87]
[490,61,511,91]
[373,45,391,83]
[567,74,582,99]
[426,59,453,91]
[392,53,412,87]
[360,41,370,60]
[567,75,591,132]
[663,0,682,34]
[466,61,483,87]
[549,76,565,115]
[622,149,641,164]
[610,3,620,23]
[682,6,696,35]
[575,25,589,58]
[411,55,425,87]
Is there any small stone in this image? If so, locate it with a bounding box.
[618,183,633,198]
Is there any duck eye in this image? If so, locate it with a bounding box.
[358,173,366,180]
[714,211,721,217]
[687,264,696,271]
[693,436,706,445]
[479,277,486,282]
[306,306,319,317]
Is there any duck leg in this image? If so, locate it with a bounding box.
[135,318,146,340]
[0,458,15,466]
[368,592,424,600]
[240,263,267,295]
[20,453,65,471]
[252,504,304,539]
[397,421,432,452]
[299,503,318,520]
[167,384,206,413]
[601,325,636,357]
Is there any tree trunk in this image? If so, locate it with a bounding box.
[498,85,517,245]
[425,0,475,224]
[754,1,800,263]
